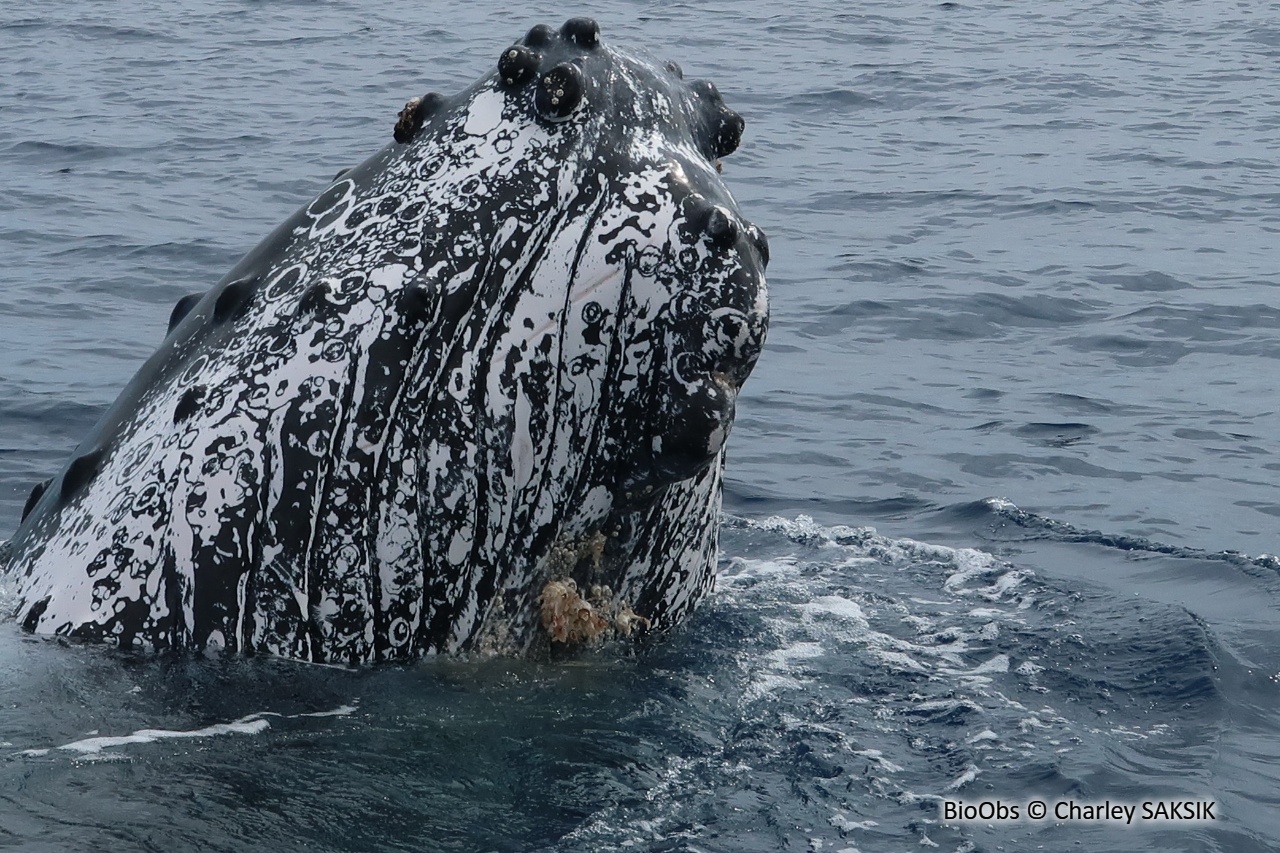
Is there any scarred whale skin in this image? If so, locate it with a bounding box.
[5,18,768,663]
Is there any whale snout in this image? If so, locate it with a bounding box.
[705,270,769,390]
[621,204,768,498]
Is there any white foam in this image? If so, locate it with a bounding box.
[829,811,878,831]
[563,514,1095,848]
[942,550,1003,592]
[722,519,1034,702]
[851,749,904,773]
[765,640,825,666]
[719,555,802,586]
[945,764,980,790]
[802,596,869,624]
[294,704,358,718]
[23,715,270,756]
[869,649,929,673]
[968,653,1011,675]
[748,639,826,699]
[17,703,356,757]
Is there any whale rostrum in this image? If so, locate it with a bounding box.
[5,18,769,663]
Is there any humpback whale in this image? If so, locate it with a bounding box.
[4,18,768,663]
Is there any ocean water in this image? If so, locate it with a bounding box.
[2,1,1279,851]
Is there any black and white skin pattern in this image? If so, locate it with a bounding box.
[4,18,769,664]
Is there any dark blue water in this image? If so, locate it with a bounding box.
[2,2,1279,851]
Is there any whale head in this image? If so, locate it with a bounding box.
[8,18,768,662]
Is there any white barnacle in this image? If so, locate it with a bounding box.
[538,578,608,644]
[614,604,651,638]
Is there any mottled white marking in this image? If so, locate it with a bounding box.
[9,36,767,662]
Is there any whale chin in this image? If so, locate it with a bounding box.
[5,18,768,664]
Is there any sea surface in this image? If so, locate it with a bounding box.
[1,1,1278,851]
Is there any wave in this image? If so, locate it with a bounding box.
[970,497,1280,570]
